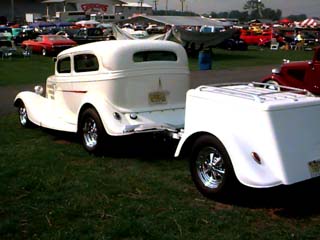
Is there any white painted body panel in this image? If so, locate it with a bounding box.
[175,84,320,188]
[14,40,190,135]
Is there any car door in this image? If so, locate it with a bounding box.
[32,36,43,52]
[49,55,75,116]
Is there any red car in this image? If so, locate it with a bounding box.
[262,47,320,94]
[21,34,77,56]
[240,29,284,46]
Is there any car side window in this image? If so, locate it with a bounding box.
[133,51,177,62]
[74,54,99,72]
[57,57,71,74]
[78,30,86,36]
[35,36,42,42]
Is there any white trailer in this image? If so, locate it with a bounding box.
[175,82,320,198]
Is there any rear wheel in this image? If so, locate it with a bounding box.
[80,108,107,155]
[190,135,236,199]
[41,48,47,56]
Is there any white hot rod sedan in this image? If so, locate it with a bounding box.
[14,40,190,154]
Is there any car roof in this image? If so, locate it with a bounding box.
[58,40,188,71]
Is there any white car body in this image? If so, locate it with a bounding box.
[175,83,320,189]
[15,40,190,137]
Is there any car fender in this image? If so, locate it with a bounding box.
[14,91,50,126]
[175,126,282,188]
[262,74,285,85]
[77,92,129,136]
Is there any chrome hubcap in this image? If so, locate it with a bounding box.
[19,106,28,126]
[196,146,225,189]
[265,81,280,91]
[83,118,98,148]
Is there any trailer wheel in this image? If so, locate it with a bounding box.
[80,108,107,155]
[190,135,235,199]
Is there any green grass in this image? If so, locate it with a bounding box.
[189,46,314,71]
[2,114,320,239]
[0,51,53,86]
[0,46,314,86]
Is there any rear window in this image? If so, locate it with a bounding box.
[74,54,99,72]
[133,51,177,62]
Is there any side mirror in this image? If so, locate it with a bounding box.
[52,57,57,62]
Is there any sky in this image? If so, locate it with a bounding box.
[142,0,320,18]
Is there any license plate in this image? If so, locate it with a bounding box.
[148,91,167,104]
[308,160,320,177]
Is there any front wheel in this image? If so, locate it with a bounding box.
[190,135,236,199]
[23,46,32,56]
[17,101,33,128]
[80,108,107,155]
[264,80,280,91]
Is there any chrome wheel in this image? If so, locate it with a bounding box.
[196,146,225,189]
[190,135,235,198]
[82,117,98,149]
[264,80,280,91]
[80,108,106,155]
[18,105,28,126]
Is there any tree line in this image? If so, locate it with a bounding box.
[154,0,308,22]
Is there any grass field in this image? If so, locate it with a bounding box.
[0,46,314,86]
[2,114,320,239]
[1,46,319,239]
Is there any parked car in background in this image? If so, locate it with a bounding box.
[55,28,79,38]
[13,29,40,46]
[0,26,12,41]
[299,29,320,49]
[21,34,77,56]
[146,24,165,34]
[71,27,107,44]
[218,29,248,50]
[200,25,225,33]
[262,46,320,94]
[14,40,190,155]
[240,29,284,47]
[0,38,16,58]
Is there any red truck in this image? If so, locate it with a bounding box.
[262,46,320,94]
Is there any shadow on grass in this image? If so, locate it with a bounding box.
[41,128,320,218]
[103,133,179,160]
[43,128,179,160]
[217,177,320,218]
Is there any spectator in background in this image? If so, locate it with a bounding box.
[295,31,303,42]
[294,31,304,50]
